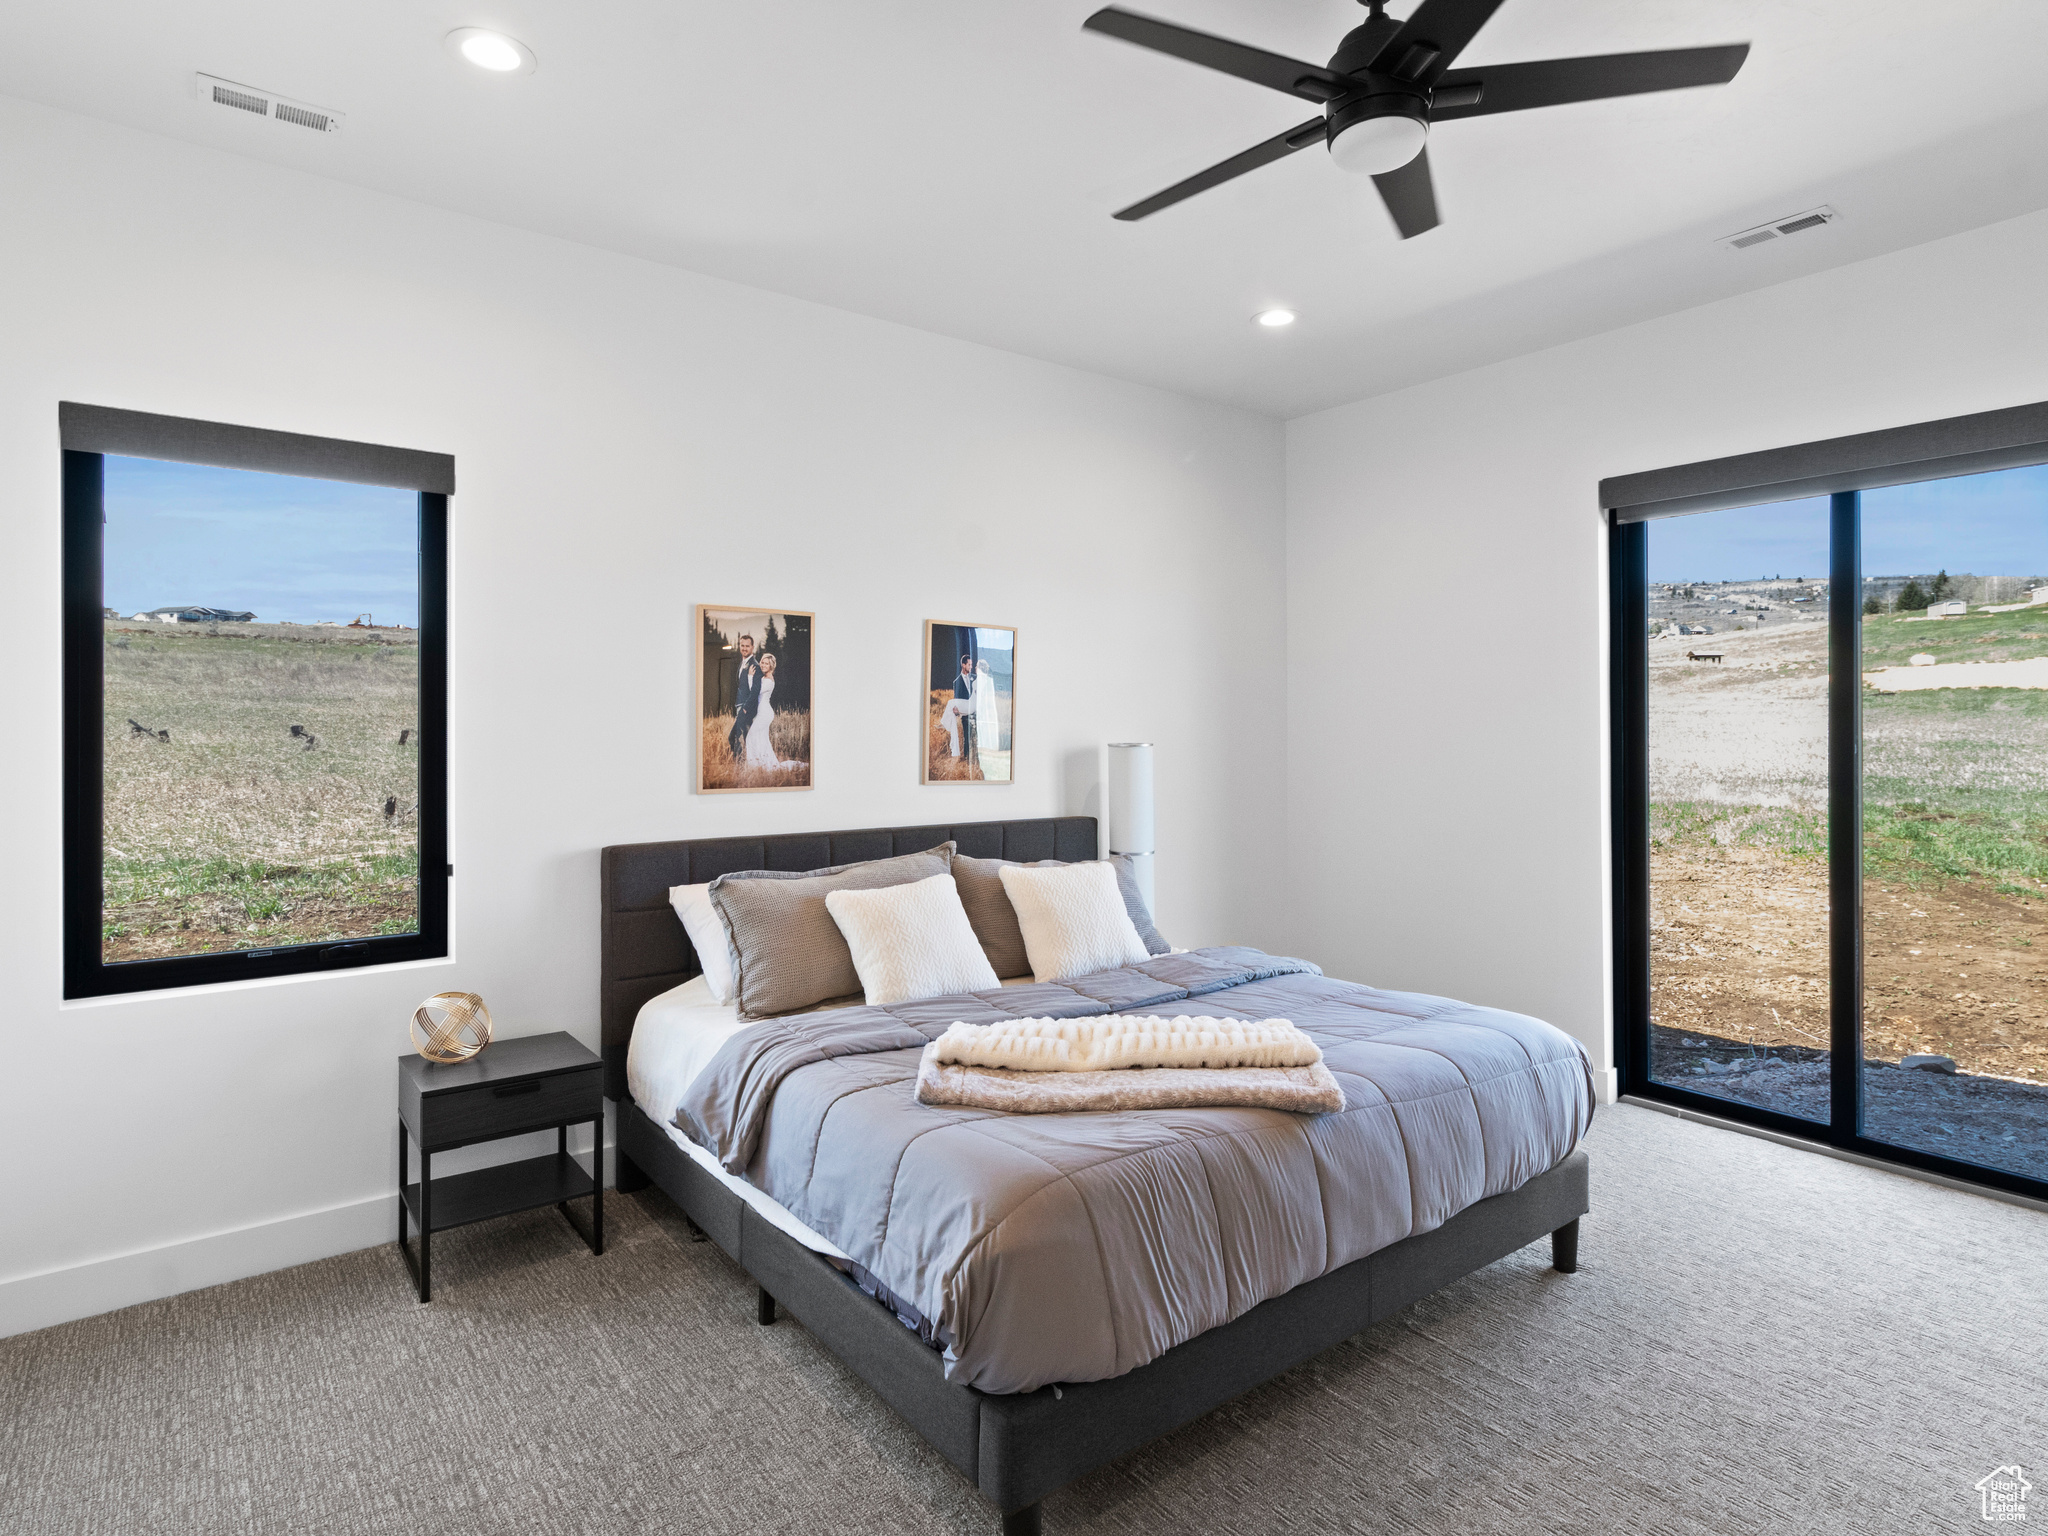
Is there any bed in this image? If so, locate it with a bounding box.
[603,816,1591,1535]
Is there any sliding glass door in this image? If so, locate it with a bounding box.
[1643,497,1833,1122]
[1616,466,2048,1200]
[1858,472,2048,1183]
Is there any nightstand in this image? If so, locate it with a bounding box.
[397,1031,603,1302]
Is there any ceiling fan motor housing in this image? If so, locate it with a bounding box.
[1325,87,1430,175]
[1323,17,1431,176]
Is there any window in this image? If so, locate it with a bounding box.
[63,405,448,997]
[1611,400,2048,1202]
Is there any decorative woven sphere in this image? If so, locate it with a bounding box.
[411,991,494,1063]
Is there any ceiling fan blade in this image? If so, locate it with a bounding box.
[1372,148,1440,239]
[1084,8,1354,104]
[1429,45,1750,121]
[1370,0,1511,78]
[1113,118,1329,221]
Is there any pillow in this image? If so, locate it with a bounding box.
[1106,853,1171,956]
[667,882,737,1004]
[955,854,1169,976]
[952,855,1061,977]
[710,843,955,1018]
[825,873,1001,1007]
[996,861,1151,984]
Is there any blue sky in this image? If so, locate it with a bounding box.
[1648,463,2048,583]
[103,456,419,626]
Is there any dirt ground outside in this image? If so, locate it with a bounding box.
[1649,841,2048,1082]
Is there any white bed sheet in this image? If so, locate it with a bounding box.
[627,974,851,1257]
[626,972,1038,1261]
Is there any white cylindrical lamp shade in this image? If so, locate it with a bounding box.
[1107,742,1155,913]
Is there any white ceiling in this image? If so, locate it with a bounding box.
[6,1,2048,418]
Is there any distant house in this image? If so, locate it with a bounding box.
[1927,599,1967,617]
[139,606,256,623]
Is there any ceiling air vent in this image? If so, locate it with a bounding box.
[1719,205,1837,252]
[195,73,343,134]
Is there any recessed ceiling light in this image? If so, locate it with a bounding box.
[1253,309,1296,328]
[445,28,537,75]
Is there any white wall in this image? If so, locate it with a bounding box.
[0,96,1287,1336]
[1286,205,2048,1096]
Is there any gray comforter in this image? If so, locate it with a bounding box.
[677,947,1594,1394]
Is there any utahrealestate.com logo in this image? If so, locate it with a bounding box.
[1978,1467,2033,1523]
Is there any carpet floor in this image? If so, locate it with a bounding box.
[2,1104,2043,1535]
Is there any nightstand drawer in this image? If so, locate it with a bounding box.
[417,1064,601,1150]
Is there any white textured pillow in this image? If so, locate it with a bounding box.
[997,861,1150,983]
[668,882,737,1005]
[825,873,1001,1007]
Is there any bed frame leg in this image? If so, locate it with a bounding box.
[1000,1501,1041,1536]
[1552,1218,1580,1274]
[615,1150,650,1194]
[757,1286,777,1326]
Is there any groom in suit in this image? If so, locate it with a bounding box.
[728,633,762,762]
[941,653,976,758]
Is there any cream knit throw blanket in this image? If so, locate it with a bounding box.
[916,1015,1344,1116]
[929,1014,1321,1072]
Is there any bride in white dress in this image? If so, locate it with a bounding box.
[744,653,802,772]
[972,658,1001,753]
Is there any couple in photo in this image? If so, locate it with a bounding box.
[939,654,1001,760]
[727,632,801,772]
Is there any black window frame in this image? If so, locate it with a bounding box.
[61,406,450,998]
[1608,399,2048,1205]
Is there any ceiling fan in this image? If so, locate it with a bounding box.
[1082,0,1750,238]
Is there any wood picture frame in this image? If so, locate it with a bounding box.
[697,604,814,794]
[922,620,1014,784]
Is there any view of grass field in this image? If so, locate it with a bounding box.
[102,621,419,961]
[1647,549,2048,1180]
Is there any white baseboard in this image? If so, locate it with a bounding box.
[1594,1067,1619,1105]
[0,1191,398,1339]
[2,1141,618,1340]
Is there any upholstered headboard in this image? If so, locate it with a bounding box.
[598,816,1098,1099]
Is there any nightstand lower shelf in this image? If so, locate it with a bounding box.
[397,1135,603,1303]
[400,1152,596,1234]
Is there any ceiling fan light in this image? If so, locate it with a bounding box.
[1328,113,1428,176]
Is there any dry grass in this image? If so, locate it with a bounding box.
[925,689,985,781]
[700,711,811,790]
[101,625,419,959]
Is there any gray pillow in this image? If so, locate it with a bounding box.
[1107,853,1171,956]
[953,853,1168,978]
[711,843,955,1018]
[953,855,1061,978]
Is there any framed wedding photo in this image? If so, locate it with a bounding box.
[923,621,1014,784]
[698,605,814,793]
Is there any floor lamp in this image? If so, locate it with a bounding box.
[1108,742,1155,915]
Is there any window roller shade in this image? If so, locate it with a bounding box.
[1603,397,2048,522]
[59,402,454,495]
